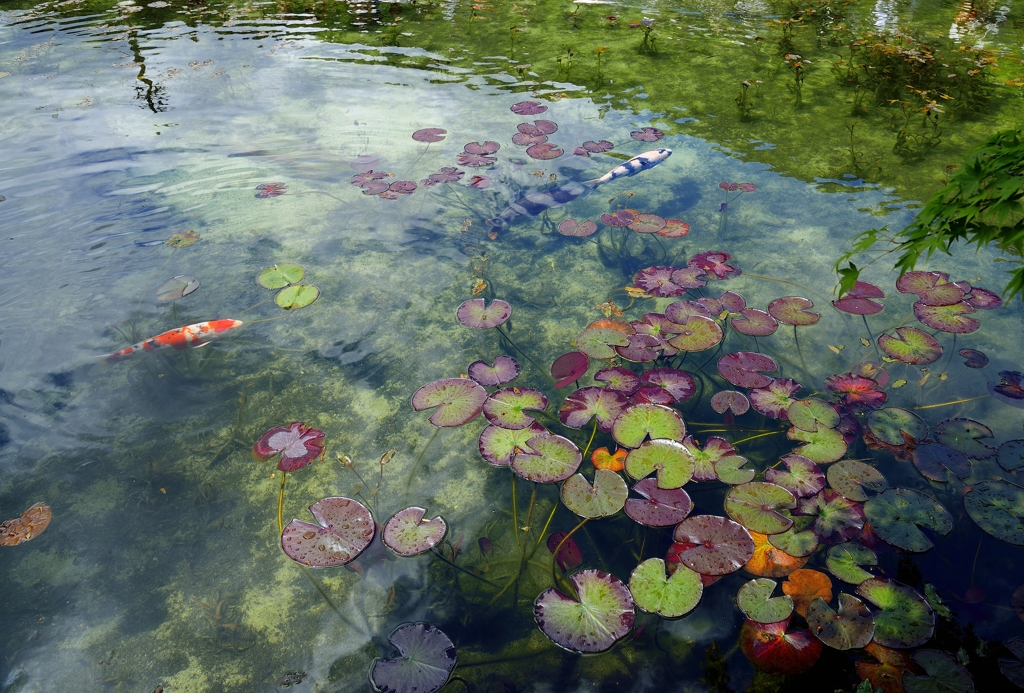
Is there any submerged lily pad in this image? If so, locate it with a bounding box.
[963,481,1024,545]
[468,355,520,386]
[934,419,995,459]
[997,440,1024,472]
[253,422,326,472]
[959,348,989,368]
[483,387,547,430]
[612,403,686,449]
[857,578,935,648]
[912,443,972,482]
[827,460,888,502]
[559,387,629,432]
[726,483,797,535]
[624,478,692,526]
[561,469,628,518]
[258,263,304,289]
[281,497,374,567]
[878,327,943,365]
[512,434,582,483]
[673,515,755,575]
[624,438,695,489]
[370,622,457,693]
[412,128,447,142]
[864,488,953,552]
[629,558,703,618]
[457,298,512,328]
[806,593,874,650]
[738,578,795,623]
[382,507,447,557]
[826,543,877,584]
[276,284,320,309]
[718,352,778,389]
[534,569,635,654]
[902,649,975,693]
[156,275,199,302]
[412,378,487,427]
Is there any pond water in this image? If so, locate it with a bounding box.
[1,0,1023,691]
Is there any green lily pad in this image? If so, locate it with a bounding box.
[826,543,877,584]
[725,482,797,535]
[828,460,888,502]
[483,387,548,430]
[764,454,825,498]
[963,481,1024,545]
[768,515,819,557]
[512,434,582,483]
[856,578,935,648]
[934,418,996,459]
[629,558,703,618]
[276,284,320,309]
[864,488,953,552]
[382,507,447,557]
[534,569,635,653]
[258,263,305,289]
[576,327,630,359]
[561,469,628,518]
[738,578,795,623]
[683,435,737,482]
[612,403,686,449]
[788,399,840,433]
[624,438,695,489]
[867,408,929,447]
[806,593,874,650]
[878,327,943,365]
[902,649,975,693]
[412,378,488,427]
[788,425,848,464]
[716,454,755,485]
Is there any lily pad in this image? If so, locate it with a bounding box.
[826,543,877,584]
[912,443,971,482]
[253,422,325,472]
[958,348,989,368]
[902,650,975,693]
[673,515,755,575]
[276,285,320,309]
[576,326,631,359]
[711,390,751,415]
[745,531,808,576]
[623,478,692,526]
[640,367,696,403]
[797,489,866,544]
[990,371,1024,408]
[768,517,820,557]
[629,558,703,618]
[1000,638,1024,688]
[739,617,822,676]
[370,622,457,693]
[788,425,848,464]
[732,309,779,336]
[878,327,943,365]
[718,352,778,389]
[828,460,888,502]
[739,578,795,623]
[864,488,953,552]
[682,435,739,482]
[726,483,797,535]
[806,593,874,650]
[857,578,935,648]
[478,422,547,467]
[412,378,487,427]
[561,469,628,518]
[550,351,588,388]
[767,297,821,326]
[156,275,199,302]
[934,419,995,459]
[468,355,520,386]
[788,399,840,433]
[913,301,980,334]
[750,379,803,419]
[595,367,641,394]
[559,386,628,432]
[258,263,304,288]
[547,531,583,571]
[963,481,1024,545]
[628,213,667,234]
[483,387,547,430]
[765,454,825,498]
[997,440,1024,472]
[666,316,724,352]
[382,507,447,557]
[512,434,582,483]
[612,403,686,449]
[858,642,917,693]
[281,497,374,567]
[783,568,833,617]
[866,408,929,447]
[624,438,695,489]
[534,569,635,654]
[457,298,512,328]
[412,127,447,143]
[716,454,756,485]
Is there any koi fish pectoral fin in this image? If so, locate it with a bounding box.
[191,339,210,348]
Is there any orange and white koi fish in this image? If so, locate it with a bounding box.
[104,319,243,362]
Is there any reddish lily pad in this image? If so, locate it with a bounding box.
[682,435,739,482]
[629,558,703,618]
[511,101,547,115]
[689,251,741,280]
[670,266,707,288]
[797,489,866,544]
[725,482,796,535]
[624,439,695,489]
[864,488,953,552]
[963,481,1024,545]
[765,454,825,498]
[826,372,887,410]
[768,297,821,326]
[828,460,888,502]
[547,532,583,571]
[550,352,588,388]
[658,219,691,238]
[576,327,631,359]
[989,371,1024,408]
[412,128,447,143]
[826,543,877,584]
[370,622,457,693]
[711,390,750,415]
[512,434,582,483]
[628,213,667,234]
[732,309,779,336]
[739,578,795,623]
[739,617,822,675]
[601,210,635,227]
[0,503,52,547]
[412,378,487,427]
[878,327,943,365]
[561,469,628,518]
[783,569,834,617]
[382,507,447,557]
[612,403,686,449]
[806,593,874,650]
[964,286,1002,309]
[478,422,548,467]
[672,515,755,575]
[902,650,974,693]
[559,386,629,432]
[457,298,512,328]
[640,367,696,403]
[718,352,778,389]
[749,379,803,419]
[631,384,675,404]
[934,419,995,459]
[595,367,641,395]
[857,578,935,648]
[913,301,979,333]
[468,355,520,386]
[624,478,692,526]
[833,298,884,315]
[483,387,548,430]
[912,443,971,482]
[897,271,951,296]
[858,642,918,693]
[281,497,374,567]
[745,531,809,576]
[667,316,724,351]
[253,422,326,472]
[527,143,563,160]
[534,570,635,654]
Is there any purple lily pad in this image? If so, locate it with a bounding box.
[767,297,821,326]
[796,489,865,544]
[732,309,779,336]
[749,379,803,419]
[689,251,741,280]
[878,327,943,365]
[478,422,548,467]
[583,140,613,153]
[631,384,675,405]
[382,507,447,557]
[253,422,326,472]
[641,367,696,403]
[595,367,641,395]
[463,141,500,155]
[412,128,447,143]
[912,443,971,482]
[631,127,664,142]
[765,454,825,498]
[483,387,548,429]
[468,355,520,386]
[832,281,885,315]
[534,569,635,654]
[965,286,1002,309]
[670,267,707,289]
[624,477,693,527]
[513,132,549,147]
[989,371,1024,408]
[351,170,388,187]
[718,352,778,389]
[711,390,750,415]
[423,167,464,185]
[255,182,287,198]
[683,435,747,483]
[699,291,745,315]
[913,301,980,333]
[557,218,598,237]
[633,266,689,298]
[667,315,724,352]
[456,152,497,167]
[672,515,755,575]
[551,351,589,388]
[370,622,457,693]
[917,283,967,306]
[601,210,635,227]
[511,100,548,115]
[896,271,950,296]
[658,219,691,238]
[412,378,487,427]
[959,348,988,368]
[512,433,582,482]
[281,497,375,567]
[616,334,662,363]
[547,531,583,570]
[527,143,563,160]
[362,181,391,195]
[629,213,667,234]
[518,120,557,136]
[457,298,512,328]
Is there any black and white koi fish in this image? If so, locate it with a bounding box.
[487,148,672,232]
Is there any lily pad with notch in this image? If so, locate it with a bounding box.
[739,617,822,676]
[258,263,304,289]
[595,367,641,394]
[275,284,320,310]
[534,569,635,654]
[749,379,803,419]
[745,531,808,576]
[768,515,819,557]
[457,298,512,329]
[683,435,742,482]
[902,649,975,693]
[783,569,833,618]
[281,496,374,567]
[726,482,797,535]
[711,390,750,415]
[806,593,874,650]
[478,422,547,467]
[767,297,820,326]
[576,326,631,359]
[550,351,587,388]
[866,408,928,449]
[732,309,779,336]
[718,352,778,389]
[826,542,877,584]
[997,440,1024,472]
[253,422,326,472]
[788,425,848,464]
[673,515,755,575]
[738,578,794,623]
[382,507,447,557]
[561,469,628,518]
[640,367,696,403]
[512,434,582,483]
[483,387,547,430]
[624,478,692,526]
[624,438,695,489]
[559,386,628,432]
[629,558,703,618]
[612,403,685,449]
[796,489,865,544]
[912,443,971,482]
[963,481,1024,545]
[913,301,979,334]
[765,454,825,498]
[934,419,995,459]
[878,327,943,365]
[864,488,953,553]
[468,355,520,386]
[156,275,199,302]
[412,378,487,427]
[666,316,724,352]
[370,622,457,693]
[827,460,888,502]
[788,399,840,433]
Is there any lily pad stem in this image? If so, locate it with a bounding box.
[277,471,287,535]
[550,518,589,595]
[430,547,499,586]
[495,324,544,373]
[581,419,598,460]
[862,314,882,361]
[403,426,441,504]
[296,564,370,637]
[794,325,808,373]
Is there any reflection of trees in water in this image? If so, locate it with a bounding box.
[128,31,168,113]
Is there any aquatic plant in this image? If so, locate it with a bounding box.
[254,422,326,532]
[255,182,287,198]
[155,275,199,302]
[370,622,457,693]
[411,128,447,143]
[280,497,373,567]
[0,502,52,547]
[382,507,447,556]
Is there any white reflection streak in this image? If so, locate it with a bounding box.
[872,0,897,32]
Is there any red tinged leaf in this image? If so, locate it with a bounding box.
[857,642,917,693]
[546,531,582,570]
[253,422,326,472]
[739,617,822,675]
[718,352,778,389]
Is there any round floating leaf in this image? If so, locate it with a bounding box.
[857,578,935,648]
[557,218,598,237]
[512,433,582,483]
[744,531,808,576]
[559,386,628,432]
[828,460,888,502]
[382,507,447,557]
[739,578,795,623]
[156,275,200,302]
[913,443,971,482]
[718,352,778,389]
[591,447,626,472]
[858,642,917,693]
[767,297,820,326]
[765,454,825,498]
[673,515,755,575]
[726,482,797,535]
[624,478,692,526]
[783,569,833,617]
[768,517,819,558]
[989,371,1024,408]
[934,419,995,459]
[716,455,755,485]
[629,558,702,618]
[750,379,803,419]
[595,367,641,395]
[281,497,374,567]
[483,387,548,430]
[913,301,980,334]
[468,355,520,386]
[576,326,631,359]
[641,368,696,403]
[799,489,866,544]
[997,440,1024,472]
[561,469,628,518]
[457,298,512,329]
[963,481,1024,545]
[833,296,884,315]
[658,219,690,238]
[511,100,547,115]
[731,308,779,336]
[624,438,695,489]
[612,403,686,449]
[551,352,589,388]
[711,390,750,415]
[412,378,487,427]
[959,348,989,368]
[806,593,874,650]
[527,143,563,160]
[788,399,840,433]
[276,284,320,310]
[534,569,635,654]
[666,316,724,352]
[897,270,951,296]
[478,422,547,467]
[788,425,848,464]
[412,128,447,143]
[902,649,975,693]
[628,213,667,234]
[878,327,943,365]
[739,617,822,676]
[370,622,457,693]
[826,543,877,584]
[867,408,928,447]
[258,263,304,289]
[864,488,953,552]
[253,422,326,472]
